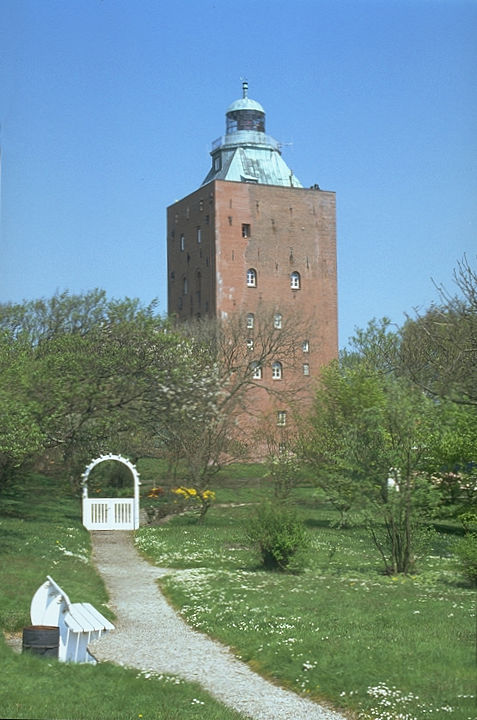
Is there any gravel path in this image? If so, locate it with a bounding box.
[90,531,347,720]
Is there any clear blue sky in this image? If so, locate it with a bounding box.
[1,0,476,347]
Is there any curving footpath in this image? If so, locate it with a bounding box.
[90,531,347,720]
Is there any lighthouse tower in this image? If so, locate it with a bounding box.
[167,84,338,431]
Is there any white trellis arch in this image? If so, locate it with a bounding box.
[81,454,141,531]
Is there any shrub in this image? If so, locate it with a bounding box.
[245,503,309,571]
[453,532,477,586]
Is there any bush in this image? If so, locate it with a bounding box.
[245,503,309,571]
[454,532,477,586]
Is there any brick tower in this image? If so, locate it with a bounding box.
[167,83,337,437]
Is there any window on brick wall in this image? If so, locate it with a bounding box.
[291,271,301,289]
[277,410,287,426]
[302,339,309,353]
[247,268,257,287]
[251,362,262,379]
[247,313,255,329]
[247,338,254,351]
[272,361,283,380]
[197,227,202,243]
[303,363,310,376]
[180,234,185,251]
[274,313,282,329]
[242,223,251,238]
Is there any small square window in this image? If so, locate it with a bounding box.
[242,223,251,238]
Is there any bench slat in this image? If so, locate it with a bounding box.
[65,602,114,632]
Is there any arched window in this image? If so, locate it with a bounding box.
[247,268,257,287]
[251,361,262,379]
[290,271,301,289]
[274,313,282,329]
[246,312,255,329]
[272,361,283,380]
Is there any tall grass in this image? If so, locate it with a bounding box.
[136,491,476,720]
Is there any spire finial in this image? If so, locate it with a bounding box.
[242,79,248,98]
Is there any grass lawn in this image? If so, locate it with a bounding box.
[0,473,249,720]
[136,486,476,720]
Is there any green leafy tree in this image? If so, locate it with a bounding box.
[424,402,477,516]
[0,291,180,489]
[0,333,44,486]
[301,321,440,574]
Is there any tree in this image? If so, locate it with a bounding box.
[301,322,440,574]
[0,292,306,512]
[0,291,180,489]
[424,402,477,516]
[0,333,44,487]
[400,255,477,405]
[150,309,307,518]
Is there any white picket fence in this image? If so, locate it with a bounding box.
[82,498,137,530]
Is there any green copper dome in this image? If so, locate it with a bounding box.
[202,82,303,188]
[225,81,265,114]
[226,97,265,114]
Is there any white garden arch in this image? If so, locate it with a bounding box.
[81,454,141,531]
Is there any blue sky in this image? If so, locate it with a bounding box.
[1,0,476,347]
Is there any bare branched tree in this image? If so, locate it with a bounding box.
[400,255,477,405]
[150,307,309,517]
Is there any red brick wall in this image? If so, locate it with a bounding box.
[167,179,338,438]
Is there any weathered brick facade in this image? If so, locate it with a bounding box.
[167,180,337,435]
[166,86,337,442]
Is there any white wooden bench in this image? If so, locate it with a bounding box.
[30,575,114,663]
